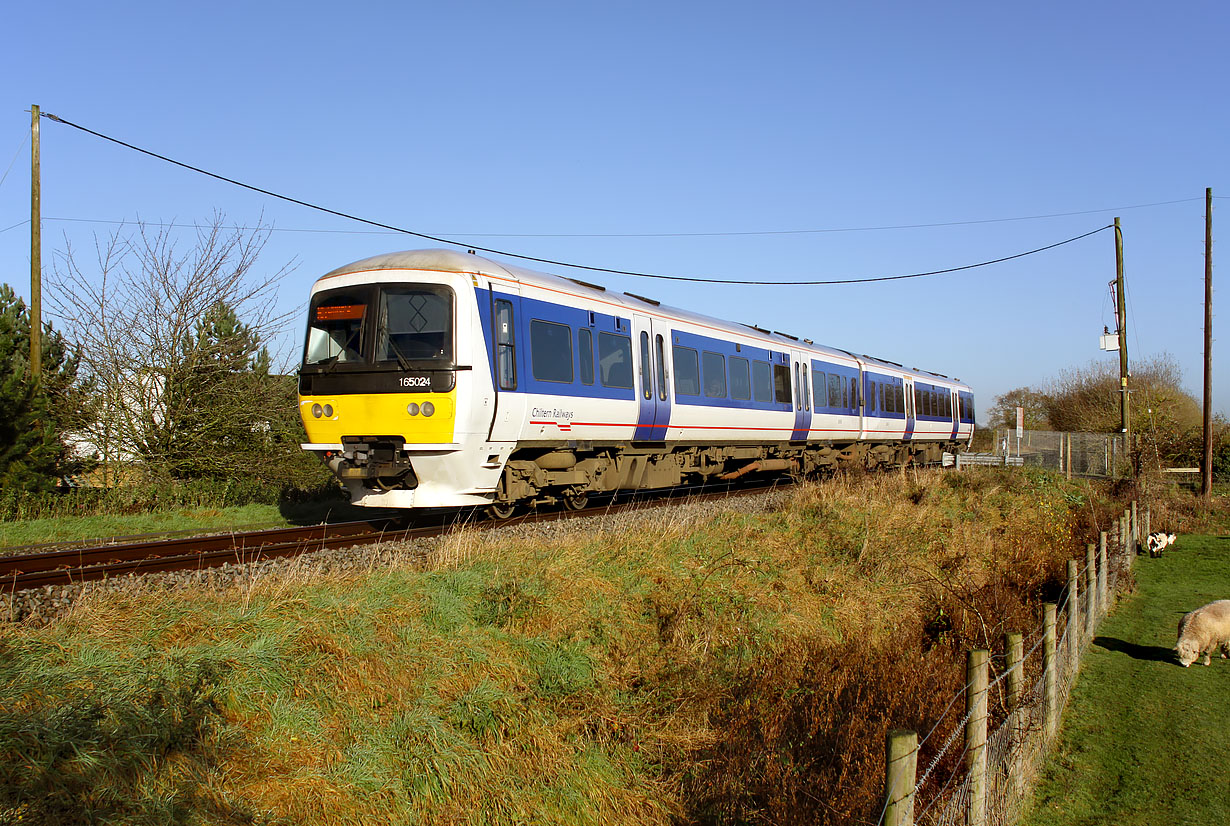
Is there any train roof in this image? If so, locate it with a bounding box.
[315,249,968,389]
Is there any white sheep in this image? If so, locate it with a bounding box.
[1176,600,1230,667]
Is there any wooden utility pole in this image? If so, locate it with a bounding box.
[1203,188,1214,499]
[1114,217,1130,452]
[30,104,41,383]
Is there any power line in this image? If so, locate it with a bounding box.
[37,199,1183,238]
[42,110,1112,286]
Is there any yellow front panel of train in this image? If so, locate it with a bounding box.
[300,391,456,444]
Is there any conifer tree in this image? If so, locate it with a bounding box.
[0,283,89,492]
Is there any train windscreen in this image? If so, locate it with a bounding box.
[304,285,454,367]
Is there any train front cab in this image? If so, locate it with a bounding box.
[297,268,503,508]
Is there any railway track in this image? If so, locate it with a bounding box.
[0,479,789,593]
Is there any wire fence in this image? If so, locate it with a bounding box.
[992,429,1128,478]
[881,504,1138,826]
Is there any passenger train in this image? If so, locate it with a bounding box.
[297,249,975,514]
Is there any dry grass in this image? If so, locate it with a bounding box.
[0,466,1131,825]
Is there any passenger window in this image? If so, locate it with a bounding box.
[655,335,667,401]
[850,378,857,410]
[598,333,633,389]
[674,345,700,396]
[803,366,810,412]
[530,320,573,383]
[730,357,751,400]
[828,373,842,409]
[579,328,594,385]
[753,360,773,403]
[813,372,826,407]
[793,364,801,410]
[773,364,792,404]
[640,332,653,400]
[703,351,727,398]
[495,299,516,390]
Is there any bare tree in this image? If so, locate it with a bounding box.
[48,213,298,483]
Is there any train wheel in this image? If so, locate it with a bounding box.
[562,492,589,512]
[487,502,517,520]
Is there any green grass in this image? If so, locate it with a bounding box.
[0,499,389,550]
[0,468,1132,825]
[1020,533,1230,826]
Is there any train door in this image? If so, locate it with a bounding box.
[950,388,960,440]
[903,377,915,441]
[486,285,528,442]
[790,349,812,441]
[632,314,671,441]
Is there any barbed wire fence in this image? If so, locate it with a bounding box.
[880,501,1142,826]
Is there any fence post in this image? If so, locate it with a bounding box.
[1098,532,1108,613]
[1144,506,1151,543]
[1067,559,1081,670]
[1131,500,1139,551]
[1086,544,1097,636]
[1005,631,1025,804]
[884,729,918,826]
[1043,603,1058,739]
[965,649,989,826]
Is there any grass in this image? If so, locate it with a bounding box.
[0,498,390,550]
[1020,532,1230,826]
[0,467,1130,825]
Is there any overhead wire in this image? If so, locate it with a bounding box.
[0,132,28,193]
[42,110,1113,287]
[37,199,1203,238]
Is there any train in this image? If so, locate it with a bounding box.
[297,249,975,514]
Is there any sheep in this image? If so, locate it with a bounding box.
[1146,532,1177,557]
[1175,600,1230,667]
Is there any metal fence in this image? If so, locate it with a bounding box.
[992,429,1128,478]
[882,506,1139,826]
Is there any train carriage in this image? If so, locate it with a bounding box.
[298,249,975,513]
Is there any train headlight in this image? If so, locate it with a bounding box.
[311,403,323,418]
[323,404,334,417]
[406,402,420,416]
[421,401,436,417]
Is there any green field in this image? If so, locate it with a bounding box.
[1021,534,1230,826]
[0,500,391,550]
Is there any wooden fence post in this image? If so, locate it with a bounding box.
[1098,532,1108,612]
[966,649,989,826]
[1005,631,1025,804]
[1131,501,1139,550]
[1067,559,1080,670]
[1144,506,1151,544]
[1043,603,1058,739]
[884,729,918,826]
[1086,544,1097,636]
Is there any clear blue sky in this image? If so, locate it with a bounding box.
[2,1,1227,422]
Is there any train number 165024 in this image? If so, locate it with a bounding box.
[399,376,431,389]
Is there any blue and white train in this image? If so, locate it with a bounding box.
[297,249,975,514]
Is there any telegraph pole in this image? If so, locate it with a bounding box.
[30,104,41,383]
[1203,189,1214,498]
[1114,217,1130,455]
